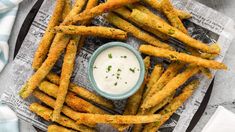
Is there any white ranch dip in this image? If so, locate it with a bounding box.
[93,46,141,95]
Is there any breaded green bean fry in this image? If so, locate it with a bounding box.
[139,45,226,69]
[121,57,151,131]
[143,62,184,105]
[106,13,173,50]
[141,65,200,109]
[124,56,151,115]
[75,113,161,124]
[77,0,99,51]
[32,0,65,69]
[29,103,94,132]
[142,0,191,20]
[52,37,81,121]
[176,9,192,20]
[144,64,164,98]
[53,0,100,120]
[33,90,96,128]
[127,4,166,23]
[113,7,168,40]
[62,0,72,20]
[147,93,175,114]
[54,26,127,40]
[19,0,87,99]
[131,10,220,54]
[48,125,75,132]
[132,63,182,132]
[161,0,188,34]
[38,81,107,114]
[46,72,114,109]
[143,80,200,131]
[67,0,139,24]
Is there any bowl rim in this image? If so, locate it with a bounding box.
[88,41,145,100]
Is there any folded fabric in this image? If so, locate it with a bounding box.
[0,0,22,72]
[202,106,235,132]
[0,0,22,13]
[0,103,19,132]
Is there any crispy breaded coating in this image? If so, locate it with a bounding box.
[48,125,75,132]
[75,113,161,124]
[19,0,87,99]
[38,81,107,114]
[106,13,173,50]
[142,0,192,20]
[124,57,151,115]
[143,80,200,131]
[54,26,127,40]
[46,72,114,109]
[29,103,94,132]
[144,64,164,98]
[115,6,168,40]
[161,0,188,34]
[131,10,221,54]
[32,0,65,69]
[67,0,139,24]
[141,65,200,109]
[139,45,226,69]
[33,90,96,128]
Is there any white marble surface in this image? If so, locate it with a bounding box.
[0,0,234,132]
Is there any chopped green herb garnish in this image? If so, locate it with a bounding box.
[168,29,175,35]
[107,65,112,72]
[105,76,108,79]
[108,53,112,59]
[93,66,97,69]
[120,55,127,58]
[129,68,135,73]
[117,68,121,72]
[114,82,117,86]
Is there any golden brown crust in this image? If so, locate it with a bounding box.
[123,57,151,115]
[46,72,114,109]
[52,36,80,121]
[68,0,139,24]
[29,103,94,132]
[144,64,164,98]
[38,81,107,114]
[141,65,200,109]
[32,0,65,69]
[75,113,161,124]
[33,90,96,128]
[176,9,192,19]
[48,125,75,132]
[142,62,184,106]
[161,0,188,34]
[19,0,87,99]
[62,0,72,21]
[143,80,200,131]
[54,26,127,40]
[139,45,227,69]
[142,0,192,19]
[131,10,221,54]
[119,5,168,40]
[106,13,173,50]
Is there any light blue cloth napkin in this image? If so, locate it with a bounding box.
[0,0,22,72]
[0,103,19,132]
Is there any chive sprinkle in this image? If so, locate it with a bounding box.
[129,68,135,73]
[108,53,112,59]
